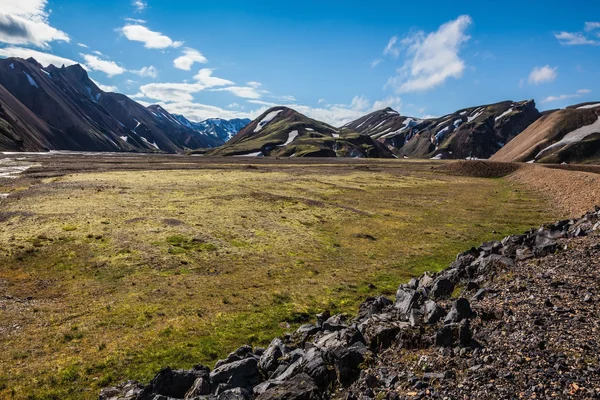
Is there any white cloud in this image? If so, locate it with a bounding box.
[383,36,400,58]
[371,59,383,68]
[132,0,147,12]
[158,101,263,122]
[118,24,183,49]
[385,15,473,93]
[0,46,77,66]
[91,78,118,92]
[541,89,591,104]
[125,18,146,24]
[528,65,557,85]
[80,53,126,77]
[211,86,266,99]
[317,98,326,104]
[173,48,207,70]
[584,22,600,32]
[92,50,103,56]
[135,68,234,103]
[0,0,70,48]
[554,31,599,46]
[132,65,158,78]
[77,43,88,48]
[227,103,240,109]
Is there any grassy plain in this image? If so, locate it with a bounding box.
[0,159,556,399]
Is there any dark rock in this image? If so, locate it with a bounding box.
[356,296,393,322]
[322,314,348,332]
[215,345,255,369]
[478,254,515,275]
[139,366,209,399]
[358,314,409,351]
[479,241,502,256]
[255,373,322,400]
[472,288,488,301]
[209,357,261,393]
[430,278,455,299]
[329,342,371,386]
[184,376,211,398]
[217,387,252,399]
[302,347,333,391]
[99,381,144,400]
[395,288,423,315]
[408,308,423,327]
[423,300,446,324]
[259,338,286,377]
[293,324,321,344]
[444,298,475,324]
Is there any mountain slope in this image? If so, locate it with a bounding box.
[491,102,600,164]
[344,101,541,159]
[0,57,223,152]
[206,106,395,158]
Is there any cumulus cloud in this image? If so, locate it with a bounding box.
[80,53,126,77]
[385,15,473,93]
[135,68,234,103]
[118,24,183,49]
[211,86,266,99]
[132,65,158,78]
[0,46,77,66]
[542,89,591,104]
[584,22,600,32]
[528,65,557,85]
[554,23,600,46]
[173,48,207,70]
[0,0,69,48]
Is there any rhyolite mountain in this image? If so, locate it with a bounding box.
[205,106,396,158]
[343,100,542,159]
[492,102,600,164]
[0,57,239,152]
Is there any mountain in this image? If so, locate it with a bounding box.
[173,114,250,143]
[491,102,600,164]
[0,57,224,152]
[205,106,395,158]
[343,101,541,159]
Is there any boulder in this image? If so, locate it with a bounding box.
[217,387,253,399]
[255,373,322,400]
[430,278,455,299]
[215,345,255,369]
[328,342,371,387]
[184,376,211,398]
[423,300,446,324]
[322,314,347,332]
[356,296,393,322]
[444,298,475,324]
[302,347,332,391]
[209,357,261,393]
[139,366,209,400]
[259,338,286,377]
[435,322,471,348]
[395,288,422,315]
[358,313,409,351]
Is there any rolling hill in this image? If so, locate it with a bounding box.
[206,106,396,158]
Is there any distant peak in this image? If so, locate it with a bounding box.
[25,57,43,68]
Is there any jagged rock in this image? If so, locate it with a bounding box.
[99,381,144,400]
[259,338,286,377]
[293,324,321,344]
[209,357,261,393]
[215,345,255,369]
[477,254,515,275]
[139,365,209,400]
[423,300,446,324]
[444,298,475,324]
[184,376,211,398]
[430,278,455,299]
[256,373,322,400]
[395,288,422,315]
[217,387,252,399]
[479,241,502,256]
[302,347,332,391]
[328,342,371,386]
[408,308,423,327]
[356,296,393,322]
[358,313,409,351]
[322,314,348,332]
[435,322,471,348]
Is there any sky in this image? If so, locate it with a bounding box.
[0,0,599,125]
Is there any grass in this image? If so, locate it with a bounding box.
[0,161,558,399]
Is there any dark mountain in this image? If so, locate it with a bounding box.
[173,115,250,143]
[0,57,223,152]
[206,106,395,158]
[492,102,600,164]
[343,101,541,159]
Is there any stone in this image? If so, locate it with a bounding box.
[255,373,322,400]
[444,299,475,324]
[99,381,144,400]
[430,278,455,299]
[140,366,209,399]
[395,288,422,315]
[217,387,253,399]
[209,357,261,393]
[184,377,211,398]
[322,314,347,332]
[424,300,446,324]
[259,338,286,377]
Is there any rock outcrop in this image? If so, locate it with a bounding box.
[101,207,600,399]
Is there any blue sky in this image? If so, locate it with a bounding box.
[0,0,599,124]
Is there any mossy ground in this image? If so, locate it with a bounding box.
[0,161,556,399]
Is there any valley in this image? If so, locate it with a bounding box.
[0,155,557,399]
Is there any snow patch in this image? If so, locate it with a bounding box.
[9,63,14,70]
[577,103,600,110]
[332,133,340,138]
[280,130,298,146]
[495,108,513,122]
[119,136,128,142]
[254,110,283,132]
[140,137,160,150]
[40,69,51,78]
[23,72,38,88]
[430,154,443,160]
[468,108,484,122]
[536,116,600,159]
[234,151,263,157]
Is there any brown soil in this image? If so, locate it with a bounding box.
[508,164,600,216]
[440,161,521,178]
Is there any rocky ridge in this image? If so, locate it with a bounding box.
[100,207,600,399]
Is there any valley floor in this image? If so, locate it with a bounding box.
[0,154,581,399]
